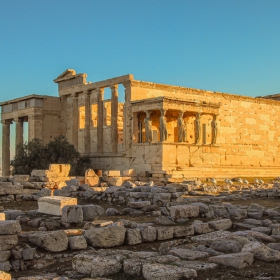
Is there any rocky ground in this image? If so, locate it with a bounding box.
[2,176,280,279]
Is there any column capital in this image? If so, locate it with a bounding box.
[83,89,91,96]
[71,92,79,99]
[110,84,118,91]
[1,119,12,125]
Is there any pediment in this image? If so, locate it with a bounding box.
[54,69,77,82]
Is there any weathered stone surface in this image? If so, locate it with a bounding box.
[85,226,126,248]
[169,248,209,260]
[82,205,104,221]
[142,263,197,280]
[28,231,68,252]
[209,205,229,218]
[0,183,23,195]
[129,201,151,209]
[193,221,212,234]
[73,254,96,275]
[22,248,35,260]
[251,226,271,235]
[157,227,174,240]
[0,270,11,280]
[210,239,242,253]
[123,259,142,276]
[38,196,77,216]
[68,236,87,250]
[0,213,5,221]
[173,226,194,238]
[169,205,199,219]
[85,169,99,187]
[155,216,176,225]
[0,251,11,262]
[126,228,142,245]
[208,219,232,231]
[209,252,254,269]
[105,208,119,216]
[0,261,11,272]
[0,235,18,250]
[0,221,21,235]
[140,226,157,242]
[267,243,280,251]
[242,241,280,262]
[61,205,83,223]
[91,256,122,278]
[191,202,209,214]
[191,230,236,246]
[3,210,23,220]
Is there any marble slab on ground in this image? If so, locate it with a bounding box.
[38,196,77,216]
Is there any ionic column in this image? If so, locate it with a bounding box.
[110,84,118,154]
[97,88,104,153]
[72,94,79,149]
[2,120,11,177]
[15,117,24,148]
[84,90,91,154]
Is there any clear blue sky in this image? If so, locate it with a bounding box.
[1,0,280,161]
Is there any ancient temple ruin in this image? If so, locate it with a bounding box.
[2,69,280,182]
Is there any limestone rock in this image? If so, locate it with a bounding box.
[28,231,68,252]
[140,226,157,242]
[208,219,232,231]
[61,205,83,223]
[0,261,11,272]
[126,228,142,245]
[169,205,199,219]
[0,251,11,262]
[192,221,212,234]
[191,230,237,246]
[169,248,209,260]
[91,256,122,278]
[209,252,254,269]
[242,241,280,262]
[157,227,174,240]
[155,216,176,226]
[173,226,194,238]
[38,196,77,216]
[210,239,242,253]
[0,221,21,235]
[3,210,23,220]
[142,263,197,280]
[191,202,209,214]
[82,205,104,220]
[73,254,96,275]
[68,236,87,250]
[129,201,151,209]
[105,208,119,216]
[85,226,126,248]
[123,259,142,276]
[0,235,18,250]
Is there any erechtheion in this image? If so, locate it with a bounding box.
[1,69,280,182]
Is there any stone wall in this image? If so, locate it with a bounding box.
[130,81,280,174]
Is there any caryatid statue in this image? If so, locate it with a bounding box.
[144,111,153,143]
[160,109,168,142]
[194,113,201,144]
[211,114,218,145]
[177,111,186,142]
